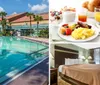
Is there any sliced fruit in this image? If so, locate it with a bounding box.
[55,16,60,20]
[65,28,72,35]
[69,24,76,30]
[59,11,62,14]
[60,27,66,34]
[63,32,66,35]
[62,24,69,28]
[51,13,55,16]
[62,24,68,27]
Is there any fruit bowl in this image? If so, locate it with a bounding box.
[50,10,62,24]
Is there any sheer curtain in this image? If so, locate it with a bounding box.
[94,49,100,64]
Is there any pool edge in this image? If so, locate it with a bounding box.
[17,36,49,45]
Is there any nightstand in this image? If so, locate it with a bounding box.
[50,67,58,85]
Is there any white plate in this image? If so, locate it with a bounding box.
[96,23,100,29]
[58,23,99,42]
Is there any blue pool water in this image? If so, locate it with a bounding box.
[0,37,48,84]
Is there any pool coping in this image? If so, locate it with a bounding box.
[3,56,48,85]
[17,36,49,45]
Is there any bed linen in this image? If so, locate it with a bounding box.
[60,64,100,85]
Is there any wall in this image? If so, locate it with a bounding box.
[50,44,92,67]
[12,20,49,26]
[9,13,27,22]
[50,0,87,11]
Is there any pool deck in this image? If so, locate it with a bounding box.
[18,36,49,45]
[7,58,49,85]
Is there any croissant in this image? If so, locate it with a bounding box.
[82,0,100,12]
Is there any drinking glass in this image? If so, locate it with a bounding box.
[94,7,100,25]
[77,8,88,22]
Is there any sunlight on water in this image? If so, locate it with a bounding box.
[0,36,48,83]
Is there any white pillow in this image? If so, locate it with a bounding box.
[65,58,83,65]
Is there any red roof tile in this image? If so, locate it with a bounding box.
[12,16,31,23]
[12,12,48,23]
[39,13,49,20]
[6,12,26,20]
[0,12,48,23]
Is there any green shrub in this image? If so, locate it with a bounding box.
[38,28,49,38]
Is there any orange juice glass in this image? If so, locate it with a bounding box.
[77,8,88,22]
[78,15,87,22]
[94,7,100,25]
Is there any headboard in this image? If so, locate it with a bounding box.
[54,45,78,68]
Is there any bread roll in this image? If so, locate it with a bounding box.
[82,1,89,9]
[82,0,100,12]
[88,0,100,11]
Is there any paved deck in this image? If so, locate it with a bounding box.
[18,36,49,44]
[7,58,49,85]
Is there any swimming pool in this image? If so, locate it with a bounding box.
[0,37,48,84]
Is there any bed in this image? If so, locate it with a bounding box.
[58,64,100,85]
[54,45,97,85]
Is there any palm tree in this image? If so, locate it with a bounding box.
[6,22,12,30]
[7,22,12,27]
[8,22,12,26]
[0,12,7,33]
[34,15,43,35]
[0,19,7,34]
[26,12,35,34]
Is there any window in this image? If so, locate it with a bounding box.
[94,49,100,64]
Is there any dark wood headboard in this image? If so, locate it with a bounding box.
[54,45,78,68]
